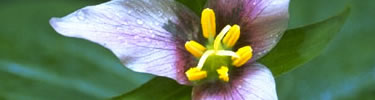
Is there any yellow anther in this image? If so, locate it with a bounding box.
[223,24,240,48]
[201,8,216,38]
[185,67,207,81]
[232,46,253,67]
[216,66,229,82]
[185,41,206,58]
[213,25,231,50]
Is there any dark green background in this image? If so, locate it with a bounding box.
[278,0,375,100]
[0,0,373,100]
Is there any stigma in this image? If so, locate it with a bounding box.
[185,8,253,83]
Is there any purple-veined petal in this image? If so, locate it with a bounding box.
[206,0,289,61]
[49,0,201,84]
[192,63,277,100]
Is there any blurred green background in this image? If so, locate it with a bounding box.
[0,0,373,100]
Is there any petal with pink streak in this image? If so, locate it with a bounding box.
[49,0,201,84]
[193,63,277,100]
[206,0,289,61]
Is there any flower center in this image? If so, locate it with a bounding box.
[185,8,253,83]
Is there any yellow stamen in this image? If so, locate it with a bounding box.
[223,24,240,48]
[184,8,255,83]
[213,25,231,50]
[216,66,229,82]
[232,46,253,67]
[201,8,216,38]
[186,67,207,81]
[185,41,206,58]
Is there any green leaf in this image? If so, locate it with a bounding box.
[176,0,207,16]
[112,77,192,100]
[0,0,151,100]
[259,7,351,77]
[276,0,375,99]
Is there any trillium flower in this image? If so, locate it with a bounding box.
[50,0,289,99]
